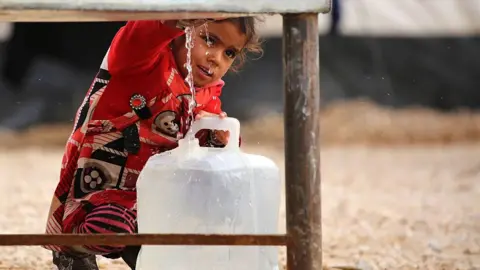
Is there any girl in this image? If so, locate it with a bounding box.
[44,17,262,269]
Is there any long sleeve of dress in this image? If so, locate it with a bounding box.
[107,20,184,75]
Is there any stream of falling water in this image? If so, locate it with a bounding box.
[184,22,212,140]
[183,25,196,125]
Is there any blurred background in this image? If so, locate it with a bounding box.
[0,0,479,269]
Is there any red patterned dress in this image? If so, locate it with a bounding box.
[44,20,227,255]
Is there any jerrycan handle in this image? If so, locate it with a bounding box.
[190,116,241,150]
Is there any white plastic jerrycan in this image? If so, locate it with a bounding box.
[136,117,281,270]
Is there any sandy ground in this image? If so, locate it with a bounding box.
[0,101,479,269]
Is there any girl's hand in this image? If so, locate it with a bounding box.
[195,110,230,145]
[195,110,227,120]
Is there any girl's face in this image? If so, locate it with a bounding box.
[173,20,247,87]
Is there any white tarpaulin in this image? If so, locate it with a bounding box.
[259,0,480,37]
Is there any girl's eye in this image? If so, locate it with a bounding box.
[203,36,214,46]
[225,49,236,59]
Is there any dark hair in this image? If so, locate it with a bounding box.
[220,16,264,72]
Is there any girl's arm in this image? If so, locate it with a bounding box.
[107,20,184,75]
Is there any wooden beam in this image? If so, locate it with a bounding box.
[0,233,288,246]
[0,0,330,22]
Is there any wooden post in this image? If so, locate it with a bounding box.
[283,13,322,270]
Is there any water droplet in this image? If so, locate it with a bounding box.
[204,23,211,48]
